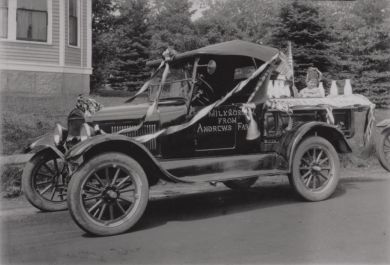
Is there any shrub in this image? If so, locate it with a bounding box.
[0,164,22,198]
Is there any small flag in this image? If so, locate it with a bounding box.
[284,41,294,80]
[276,42,294,81]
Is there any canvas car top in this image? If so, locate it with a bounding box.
[147,40,280,66]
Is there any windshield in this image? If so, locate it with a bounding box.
[149,65,192,101]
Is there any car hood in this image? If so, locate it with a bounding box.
[86,103,153,122]
[86,100,188,126]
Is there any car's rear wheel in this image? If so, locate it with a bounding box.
[223,177,258,190]
[290,136,340,201]
[376,128,390,172]
[67,152,149,236]
[22,150,68,211]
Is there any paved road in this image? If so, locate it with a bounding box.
[1,166,389,264]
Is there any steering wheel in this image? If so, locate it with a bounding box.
[191,75,215,106]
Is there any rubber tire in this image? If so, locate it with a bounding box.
[290,136,340,202]
[223,177,258,190]
[67,152,149,236]
[22,151,68,212]
[376,128,390,172]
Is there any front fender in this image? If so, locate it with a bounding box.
[65,134,147,160]
[24,132,65,159]
[65,134,188,184]
[277,122,352,171]
[377,119,390,128]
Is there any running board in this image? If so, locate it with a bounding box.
[180,169,288,183]
[158,153,288,182]
[160,153,270,171]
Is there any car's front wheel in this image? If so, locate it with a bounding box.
[290,136,340,201]
[67,152,149,236]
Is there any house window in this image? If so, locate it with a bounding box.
[69,0,78,46]
[0,0,7,38]
[16,0,48,42]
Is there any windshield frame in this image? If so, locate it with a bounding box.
[127,59,196,106]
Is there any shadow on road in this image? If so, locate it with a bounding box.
[132,182,346,234]
[80,174,390,237]
[80,184,298,237]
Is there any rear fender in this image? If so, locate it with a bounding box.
[380,126,390,136]
[277,122,352,171]
[377,119,390,129]
[65,134,187,185]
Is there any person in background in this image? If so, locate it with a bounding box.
[298,67,325,98]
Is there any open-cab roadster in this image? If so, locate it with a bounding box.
[22,40,375,236]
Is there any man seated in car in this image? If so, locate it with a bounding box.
[298,67,325,98]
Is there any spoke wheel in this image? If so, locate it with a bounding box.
[22,150,68,211]
[290,136,340,201]
[376,129,390,172]
[67,153,149,236]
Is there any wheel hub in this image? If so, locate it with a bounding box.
[105,189,119,200]
[312,165,322,172]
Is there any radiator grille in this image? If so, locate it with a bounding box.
[106,123,157,151]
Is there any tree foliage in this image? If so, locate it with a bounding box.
[198,0,281,44]
[107,0,151,91]
[194,15,247,46]
[270,1,333,89]
[90,0,118,92]
[328,0,390,107]
[356,24,390,108]
[90,0,390,107]
[149,0,199,58]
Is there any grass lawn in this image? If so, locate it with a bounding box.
[0,94,130,155]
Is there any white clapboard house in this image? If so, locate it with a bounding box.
[0,0,92,96]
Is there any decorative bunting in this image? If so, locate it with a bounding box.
[132,53,281,142]
[76,95,103,116]
[267,94,375,146]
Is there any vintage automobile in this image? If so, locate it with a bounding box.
[376,119,390,172]
[22,40,375,236]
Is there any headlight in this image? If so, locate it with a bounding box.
[53,124,67,146]
[80,123,95,141]
[93,124,106,135]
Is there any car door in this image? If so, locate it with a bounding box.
[194,104,240,152]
